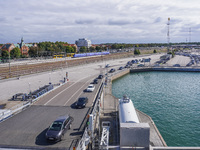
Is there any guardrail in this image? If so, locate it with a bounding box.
[76,82,104,150]
[0,83,63,123]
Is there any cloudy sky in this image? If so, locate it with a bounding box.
[0,0,200,44]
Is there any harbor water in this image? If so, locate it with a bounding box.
[112,72,200,146]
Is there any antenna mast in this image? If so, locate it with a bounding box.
[167,18,170,52]
[189,28,191,43]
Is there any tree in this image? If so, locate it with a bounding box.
[79,46,87,53]
[29,47,38,57]
[65,46,75,53]
[88,46,94,52]
[2,50,9,59]
[10,47,21,58]
[95,46,101,52]
[134,49,140,55]
[153,49,157,53]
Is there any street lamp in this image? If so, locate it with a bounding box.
[28,82,31,94]
[49,73,51,84]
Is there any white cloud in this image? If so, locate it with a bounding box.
[0,0,200,44]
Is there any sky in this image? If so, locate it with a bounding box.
[0,0,200,44]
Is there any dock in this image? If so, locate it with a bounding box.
[99,69,167,149]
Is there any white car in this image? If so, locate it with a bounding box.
[86,84,95,92]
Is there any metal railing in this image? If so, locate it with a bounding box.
[76,83,104,150]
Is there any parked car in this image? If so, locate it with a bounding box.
[98,74,104,79]
[86,84,95,92]
[125,64,130,68]
[76,97,88,108]
[46,115,73,142]
[119,66,124,70]
[109,68,115,73]
[93,79,98,84]
[105,64,110,68]
[127,61,132,66]
[173,64,181,67]
[137,64,145,67]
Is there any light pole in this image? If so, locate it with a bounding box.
[49,73,51,84]
[28,82,31,94]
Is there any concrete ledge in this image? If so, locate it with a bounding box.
[130,67,200,73]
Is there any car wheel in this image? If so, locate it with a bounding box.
[69,124,72,129]
[60,134,64,141]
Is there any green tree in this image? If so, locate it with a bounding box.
[2,50,9,59]
[29,47,38,57]
[10,47,21,58]
[79,46,87,53]
[95,46,101,52]
[153,49,157,53]
[89,46,95,52]
[65,46,75,53]
[134,49,140,55]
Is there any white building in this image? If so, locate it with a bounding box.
[75,38,92,48]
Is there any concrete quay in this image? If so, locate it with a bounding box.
[100,69,167,148]
[101,68,200,150]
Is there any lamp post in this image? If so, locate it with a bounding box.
[49,73,51,84]
[28,82,31,94]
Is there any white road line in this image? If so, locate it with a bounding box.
[64,80,91,106]
[44,75,94,105]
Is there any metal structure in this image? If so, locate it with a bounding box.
[189,28,191,43]
[76,83,103,150]
[167,17,170,52]
[100,121,110,150]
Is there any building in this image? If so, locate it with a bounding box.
[2,38,37,56]
[75,38,92,48]
[1,43,15,53]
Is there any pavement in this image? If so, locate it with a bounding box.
[0,53,191,111]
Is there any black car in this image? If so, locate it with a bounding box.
[125,64,130,68]
[105,64,110,68]
[109,68,115,73]
[119,66,124,70]
[98,74,104,79]
[46,115,73,142]
[76,97,88,108]
[93,79,98,84]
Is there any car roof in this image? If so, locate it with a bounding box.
[55,115,69,122]
[79,97,87,99]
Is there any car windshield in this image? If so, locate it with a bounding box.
[49,121,63,131]
[78,98,85,102]
[88,85,93,88]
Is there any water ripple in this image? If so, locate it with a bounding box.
[112,72,200,146]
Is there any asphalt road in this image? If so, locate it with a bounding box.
[0,74,103,149]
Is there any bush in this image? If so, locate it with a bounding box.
[134,49,140,55]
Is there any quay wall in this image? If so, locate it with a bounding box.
[110,69,130,81]
[109,67,200,149]
[130,67,200,73]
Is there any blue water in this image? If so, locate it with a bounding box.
[112,72,200,146]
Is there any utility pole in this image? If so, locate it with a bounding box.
[189,28,191,43]
[167,17,170,53]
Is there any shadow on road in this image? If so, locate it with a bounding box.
[35,128,55,146]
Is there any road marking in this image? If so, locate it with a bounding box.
[64,80,90,106]
[44,75,95,105]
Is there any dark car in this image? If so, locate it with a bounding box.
[98,74,104,79]
[93,79,98,84]
[105,64,110,68]
[46,115,73,142]
[125,64,130,68]
[119,66,124,70]
[109,68,115,73]
[76,97,88,108]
